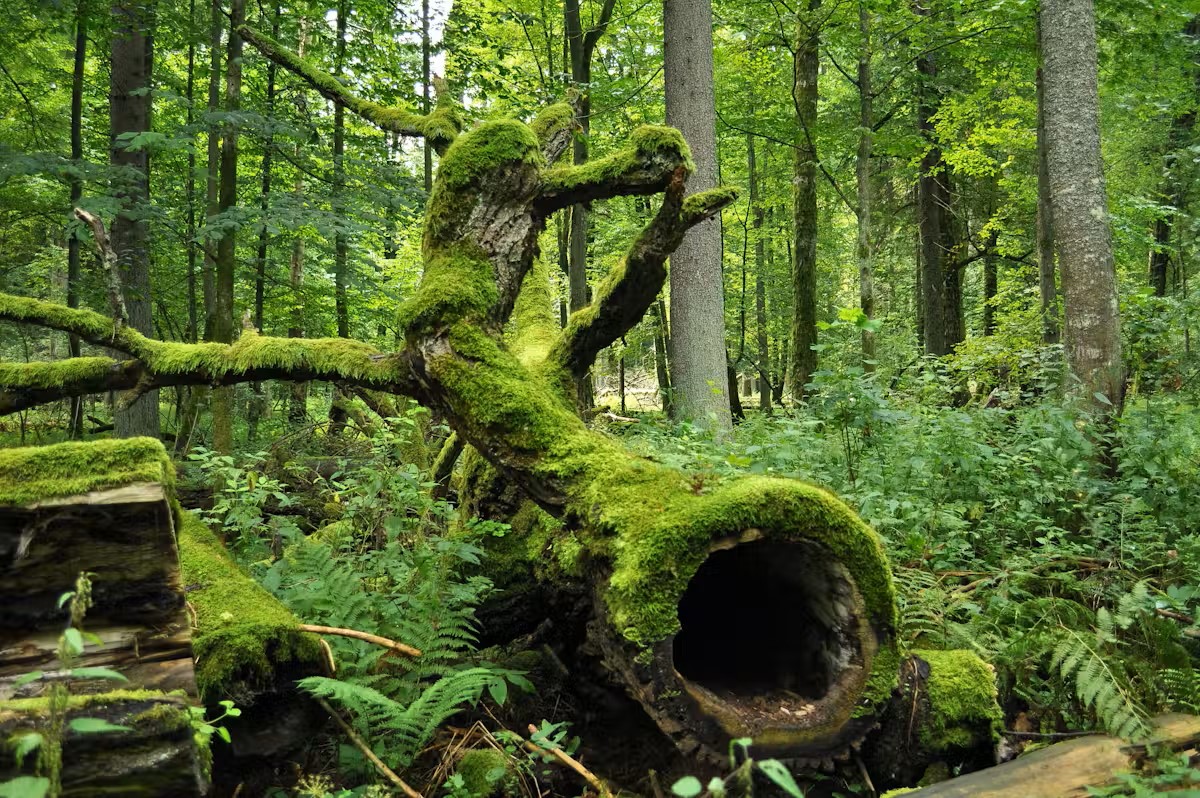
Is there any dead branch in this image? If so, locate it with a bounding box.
[315,697,423,798]
[297,624,422,657]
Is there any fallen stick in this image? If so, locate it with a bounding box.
[315,697,422,798]
[525,724,613,798]
[298,624,422,657]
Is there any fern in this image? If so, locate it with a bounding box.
[1158,667,1200,714]
[1049,627,1150,741]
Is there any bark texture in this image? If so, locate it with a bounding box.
[791,4,820,399]
[109,0,159,438]
[1040,0,1125,412]
[664,0,731,430]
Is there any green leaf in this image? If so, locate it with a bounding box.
[13,671,43,688]
[487,678,508,705]
[62,628,83,655]
[68,717,131,734]
[757,760,804,798]
[57,591,76,609]
[671,776,703,798]
[0,776,51,798]
[12,732,43,766]
[69,667,129,682]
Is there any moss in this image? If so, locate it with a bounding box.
[177,512,322,701]
[913,649,1003,752]
[879,790,919,797]
[683,186,740,221]
[1,689,188,729]
[455,749,515,798]
[508,259,561,369]
[541,125,693,193]
[399,243,500,336]
[0,437,173,507]
[0,357,122,389]
[856,640,903,715]
[530,102,576,145]
[312,520,354,546]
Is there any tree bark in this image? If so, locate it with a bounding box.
[663,0,731,432]
[791,2,820,400]
[856,1,875,370]
[751,135,771,414]
[1036,17,1060,345]
[67,0,88,440]
[1040,0,1125,413]
[110,0,159,438]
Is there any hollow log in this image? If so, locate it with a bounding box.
[0,31,902,767]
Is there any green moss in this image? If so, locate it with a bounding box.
[879,789,919,797]
[1,689,187,726]
[0,357,122,389]
[913,649,1003,752]
[0,438,173,507]
[508,259,561,368]
[530,102,576,145]
[455,749,515,798]
[856,640,903,715]
[312,520,354,546]
[399,243,500,335]
[177,512,322,701]
[541,125,693,193]
[683,186,740,221]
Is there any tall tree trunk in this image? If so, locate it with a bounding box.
[328,0,351,435]
[210,0,243,453]
[67,0,88,439]
[1040,0,1125,413]
[184,0,198,344]
[110,0,159,438]
[916,36,965,357]
[856,1,875,371]
[1149,15,1199,298]
[421,0,433,193]
[247,1,279,443]
[1036,17,1060,344]
[287,23,309,425]
[790,2,819,400]
[750,133,771,414]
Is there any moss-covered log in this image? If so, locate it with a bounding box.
[0,690,202,796]
[0,34,902,765]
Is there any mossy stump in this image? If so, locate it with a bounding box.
[0,439,205,794]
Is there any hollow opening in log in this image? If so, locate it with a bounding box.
[672,538,861,704]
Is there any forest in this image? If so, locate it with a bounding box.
[2,0,1200,795]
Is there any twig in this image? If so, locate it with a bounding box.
[316,697,422,798]
[298,624,422,657]
[1154,608,1200,638]
[526,724,613,798]
[1002,729,1098,739]
[73,208,128,328]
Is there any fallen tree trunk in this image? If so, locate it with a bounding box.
[891,713,1200,798]
[0,32,904,767]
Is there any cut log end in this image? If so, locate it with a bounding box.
[670,537,878,753]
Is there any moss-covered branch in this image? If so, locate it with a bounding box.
[547,173,737,380]
[536,125,696,212]
[531,101,578,165]
[238,25,462,154]
[0,293,422,414]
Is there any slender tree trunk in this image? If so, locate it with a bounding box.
[210,0,243,453]
[916,35,965,356]
[67,0,88,439]
[750,133,771,414]
[1036,17,1061,344]
[287,23,309,425]
[203,0,219,340]
[422,0,433,193]
[791,2,819,400]
[328,0,351,435]
[1040,0,1125,413]
[856,1,875,371]
[184,0,198,345]
[653,297,673,415]
[1149,16,1199,298]
[110,0,159,438]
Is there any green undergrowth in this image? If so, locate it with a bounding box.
[913,649,1003,751]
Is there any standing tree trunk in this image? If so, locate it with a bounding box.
[421,0,433,193]
[653,297,673,415]
[210,0,243,454]
[67,0,88,439]
[1036,17,1060,344]
[791,2,820,400]
[856,1,875,371]
[1040,0,1125,413]
[110,0,159,438]
[287,23,310,425]
[664,0,731,432]
[748,131,771,413]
